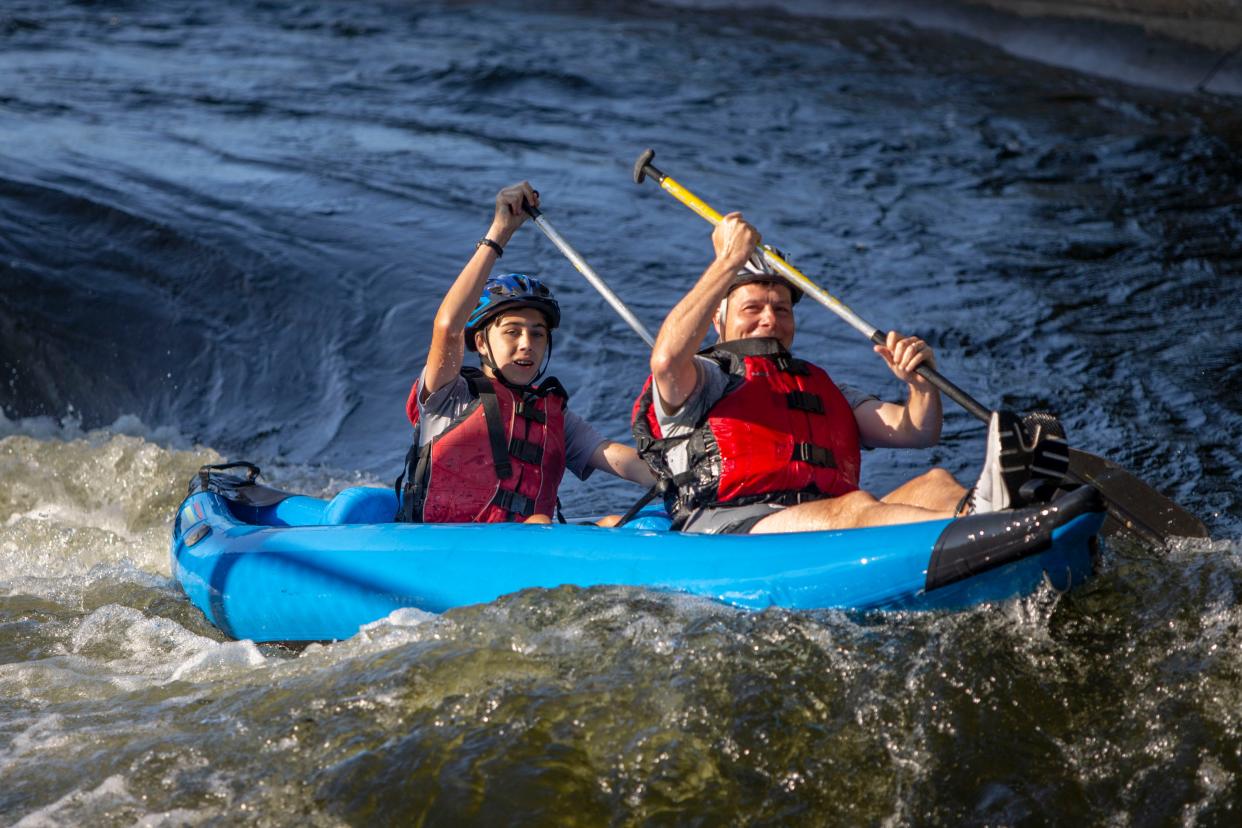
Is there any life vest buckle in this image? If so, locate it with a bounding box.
[508,437,544,465]
[492,488,536,517]
[785,390,825,414]
[792,443,836,468]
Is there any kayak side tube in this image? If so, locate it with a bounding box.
[927,484,1102,591]
[169,476,1104,642]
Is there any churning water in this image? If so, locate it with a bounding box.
[2,1,1240,823]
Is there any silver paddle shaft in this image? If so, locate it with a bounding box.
[757,246,990,421]
[759,246,879,341]
[527,208,656,347]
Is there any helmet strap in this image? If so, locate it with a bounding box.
[479,322,549,393]
[478,324,502,376]
[531,333,553,385]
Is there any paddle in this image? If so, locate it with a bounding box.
[631,148,1209,545]
[523,203,656,347]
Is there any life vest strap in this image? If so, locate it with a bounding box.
[772,355,809,375]
[393,441,434,522]
[614,472,695,528]
[693,487,829,513]
[785,390,825,414]
[467,373,513,479]
[508,437,544,465]
[515,401,547,423]
[792,443,836,468]
[492,488,536,517]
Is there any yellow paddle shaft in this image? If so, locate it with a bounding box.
[657,175,879,341]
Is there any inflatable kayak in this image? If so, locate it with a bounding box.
[170,464,1105,642]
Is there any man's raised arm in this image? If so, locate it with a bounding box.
[650,213,759,413]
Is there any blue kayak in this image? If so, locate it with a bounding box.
[170,465,1105,642]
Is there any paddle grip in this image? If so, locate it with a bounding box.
[633,148,663,184]
[870,330,992,423]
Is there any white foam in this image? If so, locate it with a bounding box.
[103,413,195,450]
[10,771,218,827]
[4,501,128,533]
[342,606,442,653]
[39,604,271,687]
[0,409,194,449]
[168,640,268,682]
[0,428,222,582]
[6,712,69,757]
[361,606,438,631]
[134,809,212,827]
[0,408,86,442]
[13,774,133,828]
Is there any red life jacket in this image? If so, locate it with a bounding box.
[631,338,861,523]
[395,368,568,523]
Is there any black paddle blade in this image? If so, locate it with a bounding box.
[1067,448,1209,545]
[997,411,1203,545]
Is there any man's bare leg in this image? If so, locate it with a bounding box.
[880,468,968,515]
[749,489,953,534]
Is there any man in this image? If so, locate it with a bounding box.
[633,213,1046,534]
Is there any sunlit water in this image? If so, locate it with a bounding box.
[2,1,1240,823]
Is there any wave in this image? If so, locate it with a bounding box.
[652,0,1242,95]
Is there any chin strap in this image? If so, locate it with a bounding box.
[479,326,555,393]
[532,334,553,385]
[479,326,503,376]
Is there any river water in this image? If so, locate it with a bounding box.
[2,1,1240,823]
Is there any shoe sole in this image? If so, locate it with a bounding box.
[1023,411,1070,483]
[996,411,1027,507]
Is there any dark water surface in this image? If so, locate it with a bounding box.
[2,1,1241,823]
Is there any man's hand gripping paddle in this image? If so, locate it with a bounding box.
[632,148,1209,546]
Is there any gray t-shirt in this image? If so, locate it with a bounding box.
[417,369,605,481]
[651,355,877,477]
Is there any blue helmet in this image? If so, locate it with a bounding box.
[465,274,562,352]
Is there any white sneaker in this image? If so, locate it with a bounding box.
[962,411,1071,515]
[967,411,1021,515]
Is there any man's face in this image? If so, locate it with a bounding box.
[716,282,796,349]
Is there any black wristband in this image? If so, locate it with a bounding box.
[476,238,503,257]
